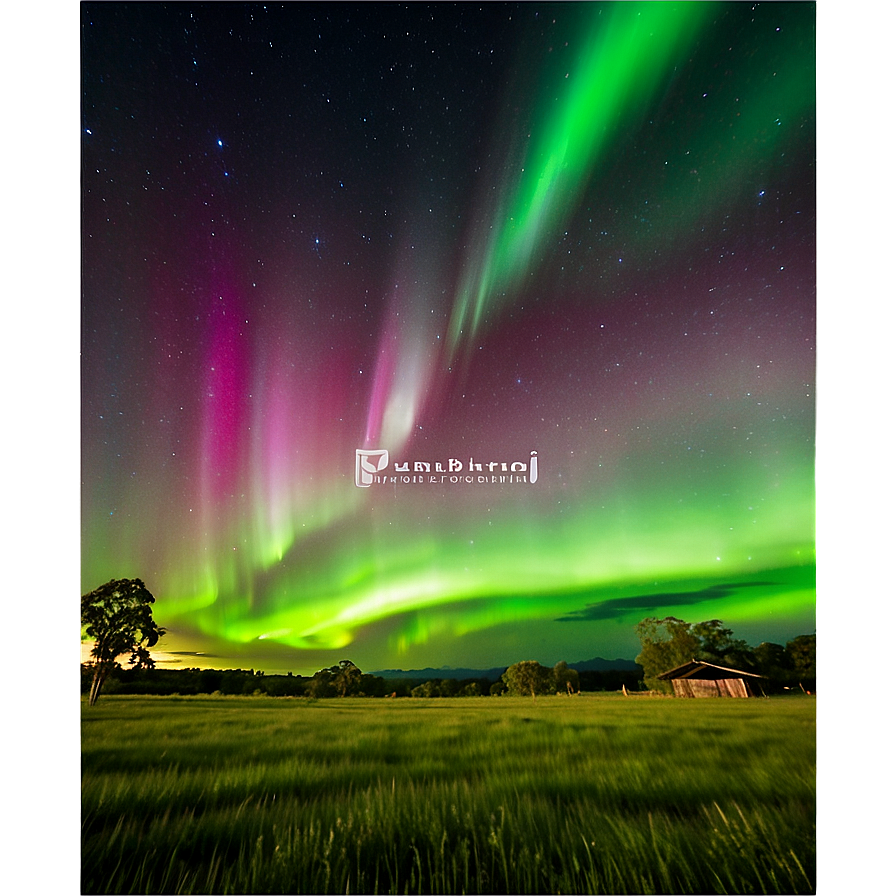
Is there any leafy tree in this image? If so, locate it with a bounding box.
[358,673,387,697]
[81,578,165,705]
[691,619,757,671]
[309,659,363,697]
[786,634,816,689]
[752,641,793,690]
[334,659,362,696]
[411,680,439,698]
[308,671,333,697]
[636,616,769,691]
[501,660,553,700]
[637,616,819,694]
[635,617,700,692]
[552,660,580,695]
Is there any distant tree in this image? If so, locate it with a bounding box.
[552,661,580,695]
[502,661,553,700]
[637,616,817,694]
[220,670,253,695]
[334,659,362,696]
[635,617,700,692]
[242,670,267,696]
[199,669,224,693]
[578,668,644,692]
[81,578,165,705]
[489,681,506,696]
[358,673,387,697]
[752,641,793,690]
[786,634,816,690]
[411,680,439,698]
[310,659,363,697]
[691,619,756,671]
[381,679,413,698]
[308,666,335,697]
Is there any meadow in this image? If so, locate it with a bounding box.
[81,693,815,894]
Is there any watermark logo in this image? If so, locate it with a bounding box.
[355,449,538,487]
[355,448,390,487]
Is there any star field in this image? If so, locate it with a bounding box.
[81,2,815,674]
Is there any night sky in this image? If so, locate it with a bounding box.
[80,2,816,675]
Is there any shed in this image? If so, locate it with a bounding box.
[657,660,764,698]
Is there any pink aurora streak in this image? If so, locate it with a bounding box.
[200,281,250,506]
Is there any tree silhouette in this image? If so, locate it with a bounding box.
[334,659,362,697]
[691,619,756,670]
[81,578,165,705]
[309,659,363,697]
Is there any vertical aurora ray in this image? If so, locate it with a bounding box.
[360,204,454,455]
[364,278,440,453]
[199,282,249,506]
[247,337,307,570]
[190,255,259,628]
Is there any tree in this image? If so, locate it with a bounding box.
[81,578,165,705]
[752,641,793,690]
[691,619,756,671]
[635,616,768,692]
[552,661,580,695]
[334,659,362,696]
[786,634,816,690]
[309,659,363,698]
[308,667,337,698]
[411,680,439,698]
[501,660,553,701]
[635,617,700,692]
[359,672,387,697]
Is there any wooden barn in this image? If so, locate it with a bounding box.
[657,660,765,698]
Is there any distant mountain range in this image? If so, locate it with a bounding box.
[371,657,641,680]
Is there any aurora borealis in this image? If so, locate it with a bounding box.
[81,2,816,674]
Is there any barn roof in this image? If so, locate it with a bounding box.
[657,660,764,681]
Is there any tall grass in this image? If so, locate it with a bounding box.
[82,694,815,894]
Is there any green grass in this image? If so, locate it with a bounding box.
[81,694,815,894]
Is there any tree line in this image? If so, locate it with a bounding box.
[635,616,815,694]
[81,578,813,703]
[79,657,642,700]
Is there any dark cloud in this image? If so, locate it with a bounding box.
[555,582,777,622]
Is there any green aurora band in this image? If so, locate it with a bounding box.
[448,2,714,355]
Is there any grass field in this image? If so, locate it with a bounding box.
[81,693,815,894]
